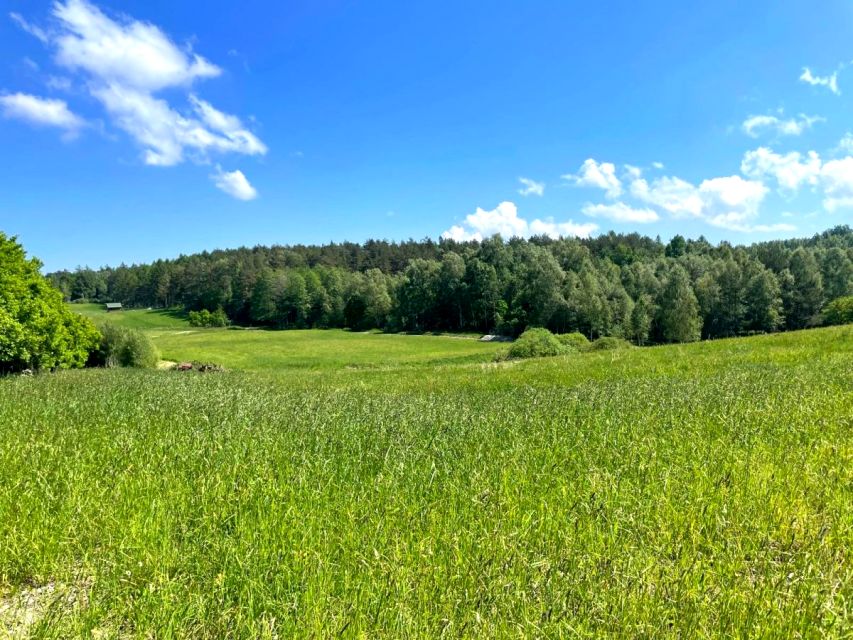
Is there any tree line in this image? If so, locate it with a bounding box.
[48,226,853,343]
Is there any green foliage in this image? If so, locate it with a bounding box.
[504,327,566,360]
[45,226,853,344]
[822,296,853,326]
[556,331,590,351]
[0,326,850,635]
[589,336,632,351]
[657,265,701,343]
[90,323,159,369]
[0,233,101,373]
[188,308,229,328]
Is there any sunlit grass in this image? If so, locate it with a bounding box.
[1,325,851,637]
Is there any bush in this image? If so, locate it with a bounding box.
[556,332,591,351]
[589,336,632,351]
[503,328,567,360]
[0,233,101,373]
[823,296,853,326]
[90,324,159,368]
[188,308,230,328]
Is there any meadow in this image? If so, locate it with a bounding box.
[0,315,851,637]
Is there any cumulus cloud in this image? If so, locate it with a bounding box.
[52,0,220,92]
[441,201,597,241]
[0,92,84,133]
[742,113,822,138]
[740,146,853,211]
[517,177,545,197]
[581,201,659,223]
[698,176,769,231]
[628,171,769,231]
[819,157,853,211]
[630,175,704,218]
[800,68,839,95]
[741,147,821,192]
[7,0,265,196]
[211,166,257,201]
[564,159,622,198]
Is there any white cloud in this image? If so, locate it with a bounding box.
[518,177,544,197]
[565,159,622,198]
[623,165,643,180]
[800,68,839,95]
[0,92,84,132]
[837,133,853,154]
[741,147,821,192]
[6,1,267,189]
[628,170,770,231]
[740,145,853,211]
[698,176,769,231]
[441,201,597,241]
[581,201,659,223]
[742,113,822,138]
[10,12,49,43]
[819,157,853,211]
[211,166,257,201]
[651,161,665,170]
[52,0,220,92]
[630,175,704,217]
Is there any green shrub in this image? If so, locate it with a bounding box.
[823,296,853,326]
[188,308,230,328]
[90,324,159,368]
[556,332,591,351]
[589,336,632,351]
[0,233,101,373]
[503,328,567,360]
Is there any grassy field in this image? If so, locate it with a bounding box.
[1,319,851,637]
[70,303,190,331]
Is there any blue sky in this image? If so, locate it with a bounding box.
[1,0,852,271]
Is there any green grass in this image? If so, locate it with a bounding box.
[70,303,190,330]
[151,328,501,371]
[1,325,851,637]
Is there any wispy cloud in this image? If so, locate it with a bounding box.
[9,12,49,43]
[742,113,823,138]
[799,67,840,95]
[581,201,659,223]
[0,92,84,135]
[517,177,544,197]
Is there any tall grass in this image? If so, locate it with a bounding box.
[0,326,850,637]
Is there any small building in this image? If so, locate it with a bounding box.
[104,302,123,312]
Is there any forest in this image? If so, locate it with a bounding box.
[48,226,853,342]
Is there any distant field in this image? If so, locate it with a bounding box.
[152,328,501,371]
[70,303,189,330]
[1,322,851,637]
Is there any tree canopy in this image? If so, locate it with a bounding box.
[46,226,853,344]
[1,233,100,373]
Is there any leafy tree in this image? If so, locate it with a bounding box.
[784,248,824,329]
[821,247,853,301]
[628,294,654,345]
[0,233,100,372]
[657,265,701,343]
[744,268,783,333]
[822,296,853,325]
